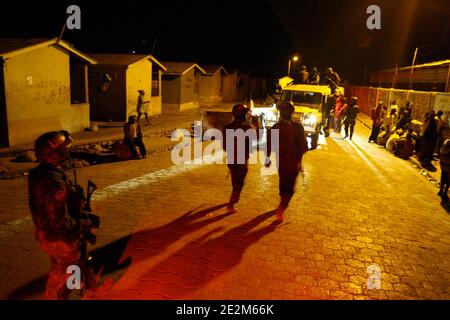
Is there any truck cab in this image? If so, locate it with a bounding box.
[280,84,344,149]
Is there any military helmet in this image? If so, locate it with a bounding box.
[232,104,250,120]
[34,130,73,165]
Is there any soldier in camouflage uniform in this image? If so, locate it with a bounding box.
[28,131,95,299]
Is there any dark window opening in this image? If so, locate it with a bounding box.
[70,56,87,104]
[152,66,159,97]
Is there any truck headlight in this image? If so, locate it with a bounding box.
[303,114,317,127]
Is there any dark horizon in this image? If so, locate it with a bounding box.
[1,0,449,83]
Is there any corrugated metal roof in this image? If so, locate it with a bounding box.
[0,38,49,55]
[162,62,206,75]
[201,65,228,75]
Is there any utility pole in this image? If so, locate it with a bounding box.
[409,47,418,90]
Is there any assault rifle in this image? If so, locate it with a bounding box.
[72,169,100,294]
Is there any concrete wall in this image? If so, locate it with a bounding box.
[180,68,200,111]
[199,72,223,105]
[3,45,90,146]
[349,86,446,122]
[126,59,152,119]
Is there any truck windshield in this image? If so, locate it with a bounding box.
[281,91,322,109]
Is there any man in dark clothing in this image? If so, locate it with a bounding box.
[307,67,320,85]
[369,102,385,143]
[343,97,360,140]
[124,115,147,159]
[28,131,98,299]
[137,89,150,125]
[324,67,340,92]
[298,66,309,84]
[267,102,308,221]
[222,104,257,212]
[420,110,438,165]
[439,139,450,201]
[396,101,413,130]
[323,91,338,137]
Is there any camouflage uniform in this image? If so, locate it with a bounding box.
[28,163,81,299]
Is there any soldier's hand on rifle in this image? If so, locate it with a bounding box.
[80,212,100,231]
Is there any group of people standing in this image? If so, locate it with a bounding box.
[296,66,341,88]
[322,90,360,140]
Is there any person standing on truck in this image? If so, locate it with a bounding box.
[343,97,360,140]
[222,104,257,212]
[266,101,308,222]
[307,67,320,85]
[324,67,340,92]
[298,66,309,84]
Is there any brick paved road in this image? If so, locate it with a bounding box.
[1,117,449,300]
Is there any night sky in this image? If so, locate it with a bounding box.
[1,0,449,83]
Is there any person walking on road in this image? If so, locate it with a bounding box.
[266,101,308,222]
[222,104,257,212]
[343,96,360,140]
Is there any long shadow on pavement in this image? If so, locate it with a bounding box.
[98,210,280,299]
[6,203,231,299]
